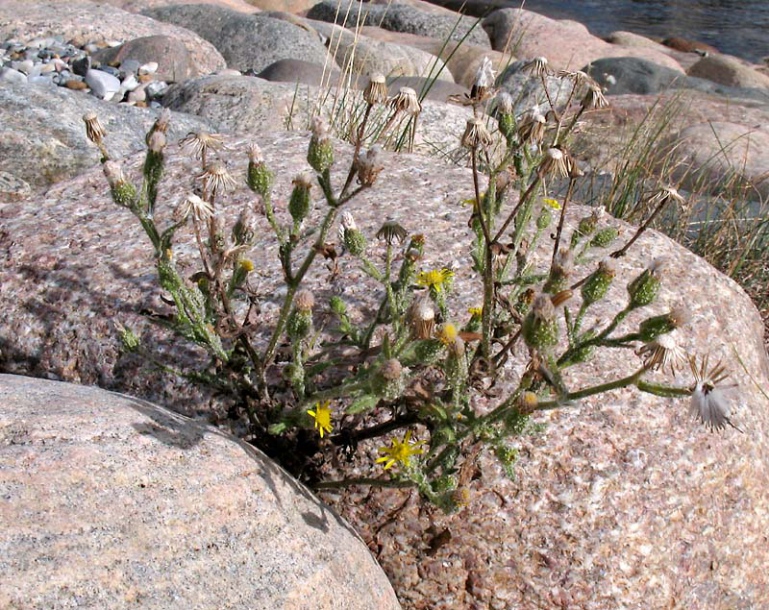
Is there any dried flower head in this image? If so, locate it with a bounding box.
[524,57,550,77]
[341,211,357,231]
[581,83,609,110]
[389,87,422,116]
[364,72,388,106]
[380,358,403,382]
[307,400,333,438]
[539,147,574,178]
[556,69,592,86]
[248,142,264,164]
[199,161,237,197]
[154,108,171,133]
[636,330,686,375]
[470,56,496,101]
[648,186,686,210]
[355,145,384,187]
[688,355,741,432]
[82,111,106,145]
[518,109,547,145]
[408,297,436,339]
[175,193,214,222]
[461,117,494,149]
[181,131,226,161]
[294,289,315,312]
[376,220,408,244]
[147,129,167,154]
[376,430,424,470]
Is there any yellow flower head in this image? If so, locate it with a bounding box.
[307,400,333,438]
[436,322,458,346]
[467,306,483,318]
[238,259,255,273]
[542,197,561,210]
[416,268,454,293]
[376,430,424,470]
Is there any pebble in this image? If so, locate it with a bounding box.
[85,68,121,100]
[0,36,172,106]
[0,67,27,84]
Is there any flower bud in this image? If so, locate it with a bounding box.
[494,91,516,139]
[638,306,689,342]
[581,259,616,307]
[307,116,334,173]
[522,295,558,350]
[543,248,573,294]
[103,160,136,208]
[288,173,313,225]
[627,258,665,309]
[232,204,258,246]
[370,358,405,399]
[247,143,274,197]
[590,226,619,248]
[354,145,384,187]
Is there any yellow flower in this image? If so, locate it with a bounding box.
[238,259,255,273]
[416,268,454,293]
[436,322,458,346]
[307,400,333,438]
[376,430,424,470]
[467,306,483,318]
[542,197,561,210]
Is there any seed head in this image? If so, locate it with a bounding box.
[181,131,225,161]
[389,87,421,116]
[470,56,496,101]
[636,330,685,376]
[461,117,494,149]
[408,297,435,340]
[581,83,608,110]
[294,289,315,312]
[354,145,384,187]
[83,112,106,145]
[688,355,741,432]
[518,109,546,145]
[175,192,213,222]
[363,73,388,106]
[376,220,408,244]
[524,57,549,77]
[538,147,574,179]
[199,161,237,197]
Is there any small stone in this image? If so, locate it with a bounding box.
[138,61,158,76]
[85,68,120,100]
[145,80,168,99]
[127,84,147,104]
[0,67,27,84]
[120,58,141,76]
[84,43,100,54]
[28,75,55,86]
[64,79,87,90]
[121,73,139,91]
[71,55,90,76]
[98,65,121,78]
[12,59,34,74]
[39,63,56,74]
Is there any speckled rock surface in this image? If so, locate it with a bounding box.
[1,128,768,609]
[0,79,213,193]
[0,0,227,77]
[142,4,329,74]
[162,75,469,156]
[0,374,401,610]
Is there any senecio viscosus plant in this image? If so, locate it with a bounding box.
[84,57,741,511]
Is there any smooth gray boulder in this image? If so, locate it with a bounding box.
[142,4,330,74]
[0,80,213,193]
[305,0,490,48]
[0,374,401,610]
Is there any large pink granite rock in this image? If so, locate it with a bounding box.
[1,130,767,609]
[0,374,401,610]
[482,8,684,73]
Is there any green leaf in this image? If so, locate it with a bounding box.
[346,395,380,415]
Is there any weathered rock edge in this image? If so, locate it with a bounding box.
[0,373,401,610]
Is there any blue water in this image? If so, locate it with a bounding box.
[517,0,769,63]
